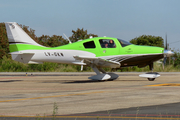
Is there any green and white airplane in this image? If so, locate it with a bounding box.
[5,22,174,81]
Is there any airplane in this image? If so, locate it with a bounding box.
[5,22,174,81]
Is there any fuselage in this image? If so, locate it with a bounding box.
[9,37,164,68]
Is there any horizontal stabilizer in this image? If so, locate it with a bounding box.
[10,52,35,64]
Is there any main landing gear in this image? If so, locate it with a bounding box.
[139,63,160,81]
[88,65,119,81]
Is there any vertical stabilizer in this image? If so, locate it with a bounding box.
[5,22,44,63]
[5,22,41,46]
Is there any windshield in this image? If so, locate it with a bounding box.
[118,38,131,47]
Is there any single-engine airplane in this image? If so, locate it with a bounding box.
[5,22,174,81]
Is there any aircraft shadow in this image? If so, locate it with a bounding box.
[63,79,146,84]
[0,80,23,82]
[63,79,108,84]
[118,80,147,81]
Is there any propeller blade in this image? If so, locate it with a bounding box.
[165,33,168,50]
[163,33,174,69]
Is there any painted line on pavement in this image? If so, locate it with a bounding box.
[147,83,180,86]
[0,91,105,103]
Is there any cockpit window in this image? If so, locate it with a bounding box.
[83,40,96,48]
[118,39,131,47]
[99,39,116,48]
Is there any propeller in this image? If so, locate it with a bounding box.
[163,34,168,66]
[163,34,174,68]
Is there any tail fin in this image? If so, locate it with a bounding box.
[5,22,43,64]
[5,22,41,47]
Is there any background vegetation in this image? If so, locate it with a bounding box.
[0,22,179,72]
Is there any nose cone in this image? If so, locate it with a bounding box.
[163,49,174,57]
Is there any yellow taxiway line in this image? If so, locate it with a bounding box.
[147,83,180,86]
[0,91,105,103]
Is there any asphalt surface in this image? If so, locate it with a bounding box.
[0,72,180,120]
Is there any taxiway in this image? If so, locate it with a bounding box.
[0,72,180,119]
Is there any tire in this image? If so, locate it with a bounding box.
[148,78,155,81]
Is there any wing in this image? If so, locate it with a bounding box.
[73,55,120,68]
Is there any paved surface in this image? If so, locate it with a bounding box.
[0,72,180,120]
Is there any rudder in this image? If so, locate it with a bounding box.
[5,22,41,47]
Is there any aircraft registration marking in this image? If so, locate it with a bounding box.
[147,83,180,86]
[44,52,64,57]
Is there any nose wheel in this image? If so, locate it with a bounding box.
[140,63,159,81]
[139,72,160,81]
[148,78,155,81]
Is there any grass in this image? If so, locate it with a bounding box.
[52,102,58,120]
[35,102,58,120]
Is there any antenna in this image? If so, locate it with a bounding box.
[63,33,72,44]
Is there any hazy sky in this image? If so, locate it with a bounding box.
[1,0,180,50]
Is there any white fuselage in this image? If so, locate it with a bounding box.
[12,50,96,64]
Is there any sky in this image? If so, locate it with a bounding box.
[1,0,180,50]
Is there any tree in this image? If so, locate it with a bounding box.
[38,35,68,47]
[172,52,180,67]
[130,35,164,47]
[69,28,98,42]
[0,23,10,59]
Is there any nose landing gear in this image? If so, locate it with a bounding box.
[139,63,160,81]
[139,72,160,81]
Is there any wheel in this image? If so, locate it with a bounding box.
[148,78,155,81]
[107,79,115,81]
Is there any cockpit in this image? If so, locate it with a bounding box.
[118,39,131,47]
[99,39,116,48]
[82,38,132,49]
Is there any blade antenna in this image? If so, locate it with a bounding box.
[63,33,72,44]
